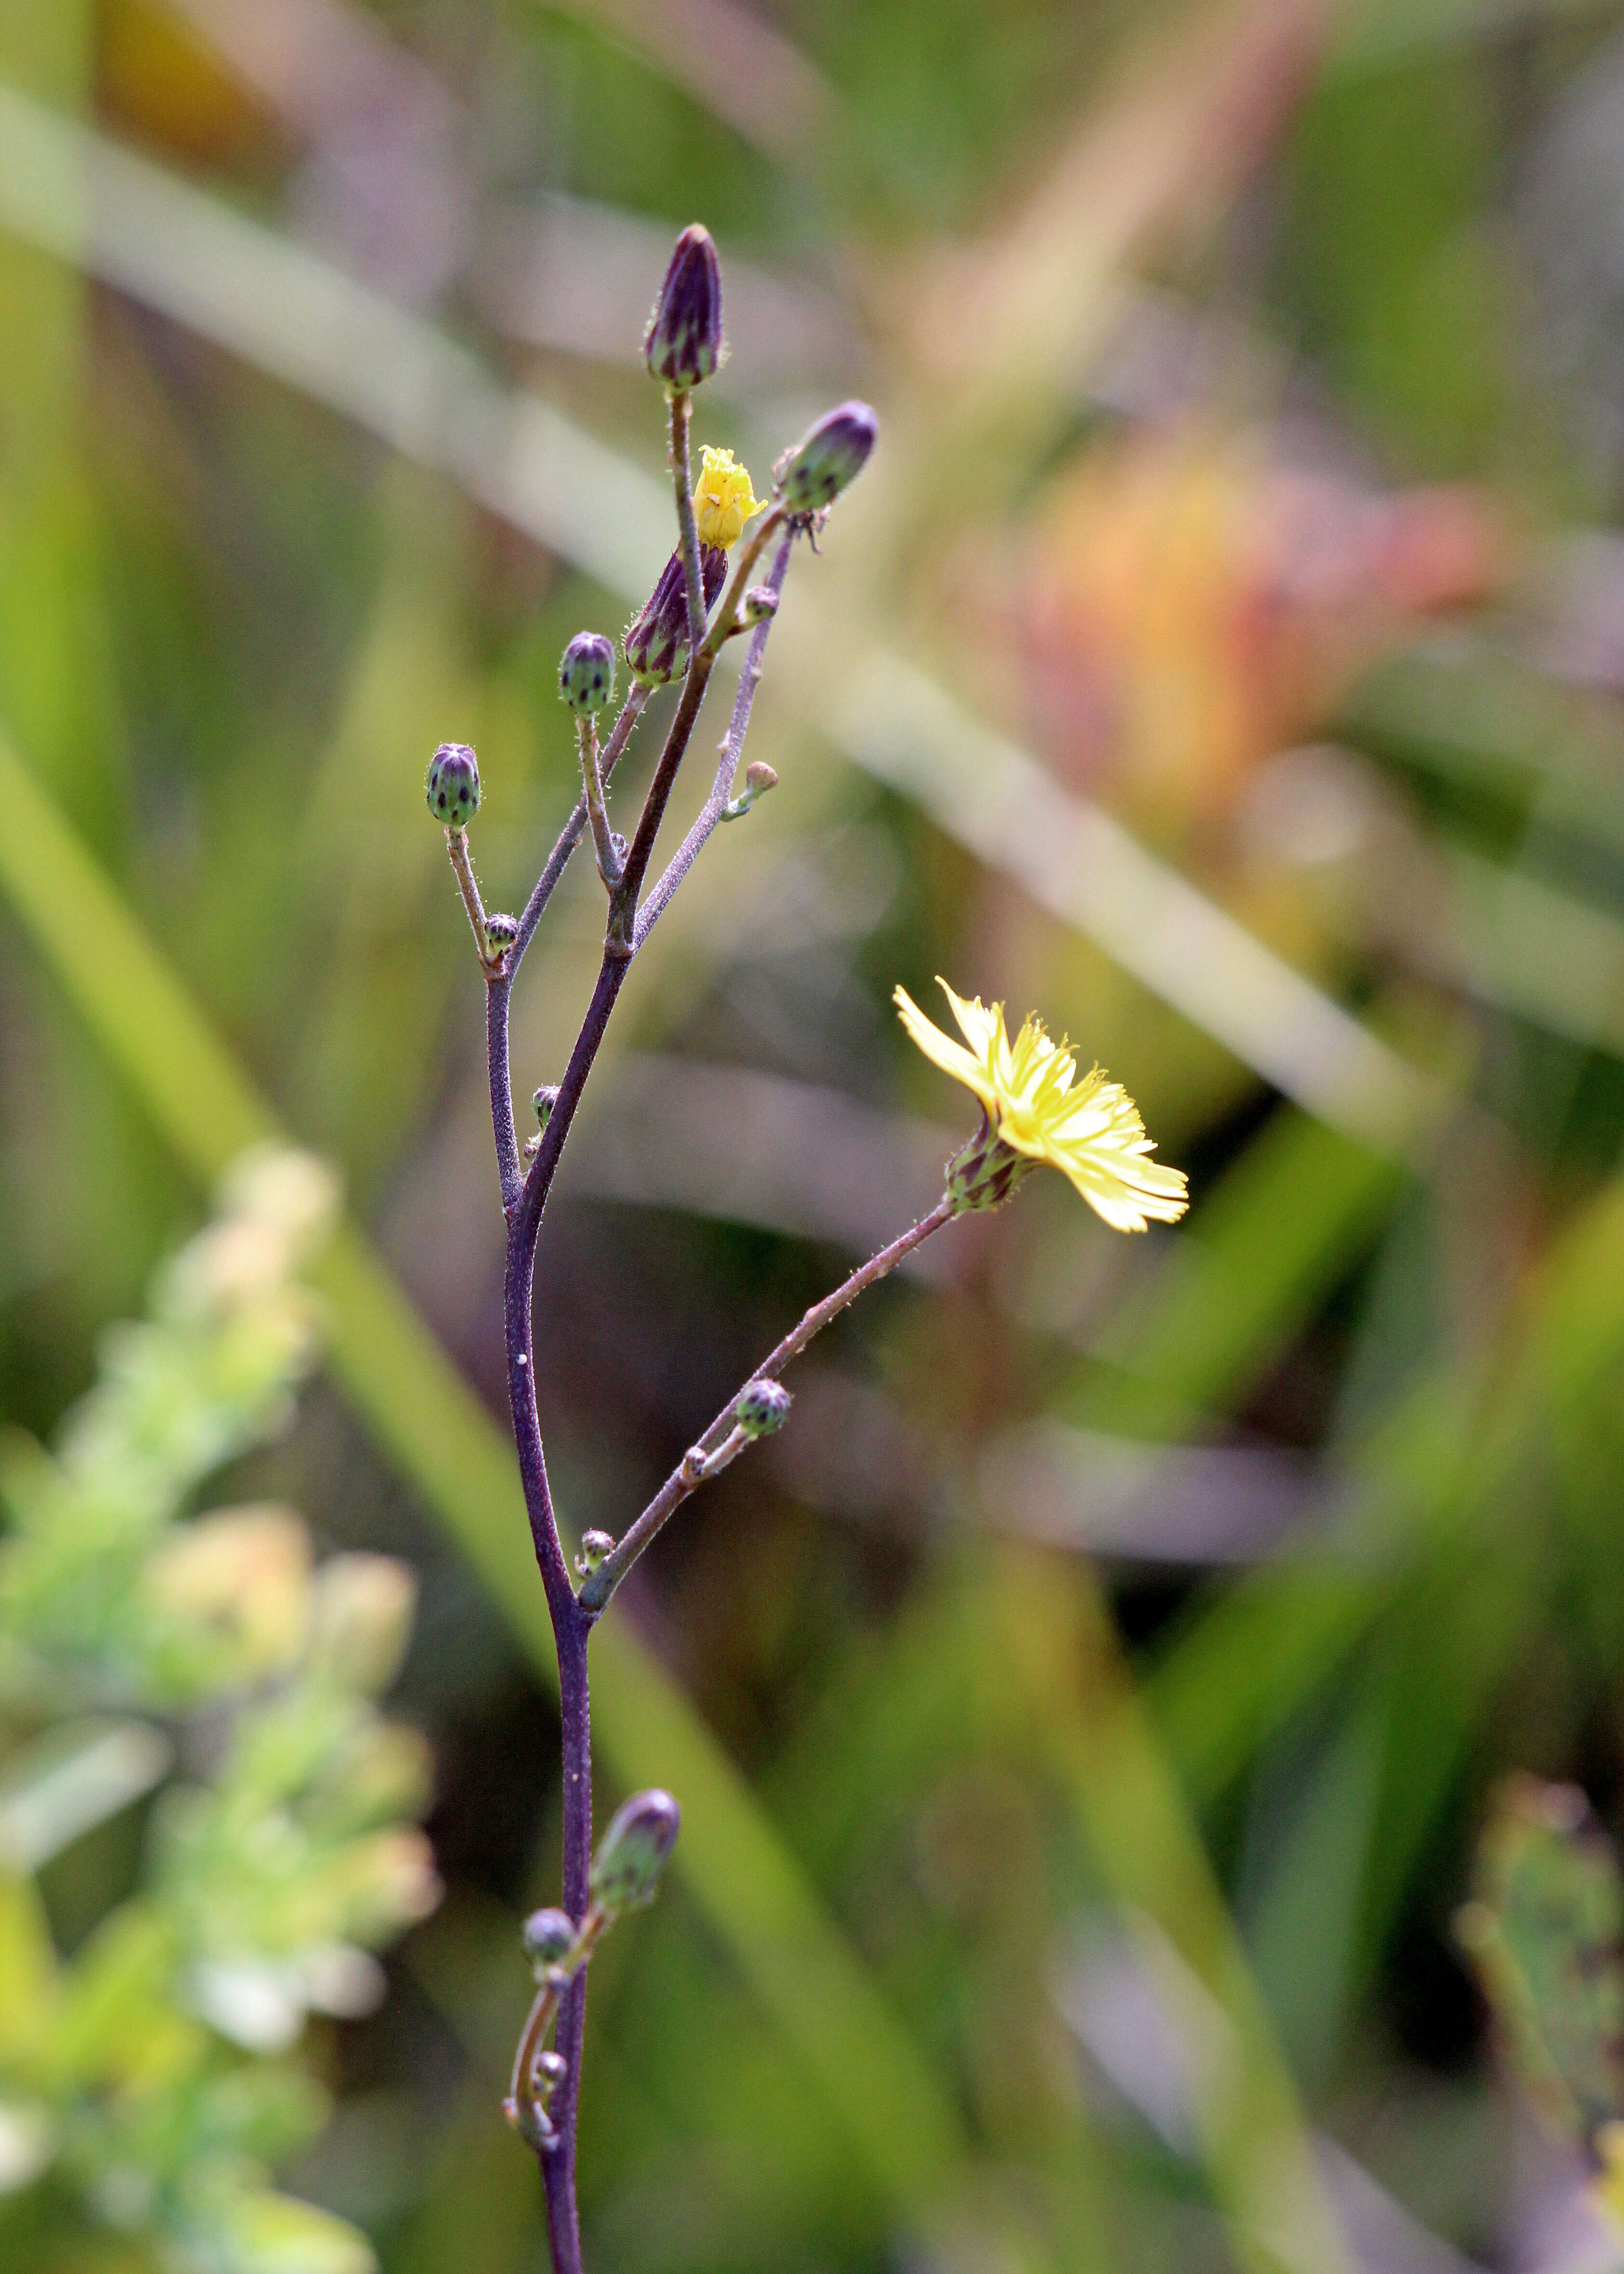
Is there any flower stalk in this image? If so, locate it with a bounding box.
[428,218,1180,2274]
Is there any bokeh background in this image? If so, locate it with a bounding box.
[9,0,1624,2268]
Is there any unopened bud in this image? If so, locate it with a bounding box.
[533,1085,560,1130]
[559,632,616,713]
[735,1378,791,1438]
[773,401,878,515]
[721,761,778,825]
[484,912,518,953]
[534,2049,567,2087]
[742,586,779,624]
[575,1529,614,1577]
[644,225,724,392]
[624,546,728,685]
[521,1907,576,1973]
[590,1789,681,1912]
[426,742,480,829]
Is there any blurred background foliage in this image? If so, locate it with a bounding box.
[12,0,1624,2268]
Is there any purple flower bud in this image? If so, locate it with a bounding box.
[426,742,480,829]
[644,225,724,391]
[623,546,727,685]
[484,911,518,953]
[590,1789,681,1911]
[742,586,779,624]
[559,631,616,713]
[773,401,878,515]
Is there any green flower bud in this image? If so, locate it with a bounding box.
[773,401,878,516]
[946,1116,1036,1215]
[624,547,728,686]
[590,1790,681,1912]
[522,1907,577,1972]
[644,225,724,392]
[735,1378,791,1437]
[426,742,480,830]
[559,632,616,713]
[742,586,779,624]
[575,1529,614,1578]
[720,761,778,824]
[532,1084,559,1130]
[484,912,518,953]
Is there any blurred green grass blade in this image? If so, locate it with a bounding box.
[777,1552,1355,2273]
[1151,1172,1624,1825]
[0,726,965,2204]
[1049,1562,1356,2274]
[1070,1106,1402,1434]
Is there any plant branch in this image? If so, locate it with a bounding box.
[579,1192,958,1613]
[703,506,787,659]
[635,528,794,948]
[446,826,494,962]
[484,684,649,1217]
[577,716,622,889]
[670,391,706,654]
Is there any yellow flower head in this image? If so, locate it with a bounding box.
[895,978,1189,1232]
[694,446,761,548]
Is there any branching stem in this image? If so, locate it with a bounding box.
[580,1193,957,1614]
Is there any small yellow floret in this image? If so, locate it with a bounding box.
[895,978,1189,1232]
[694,447,761,548]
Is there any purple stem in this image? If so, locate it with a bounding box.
[634,529,794,948]
[484,512,795,2274]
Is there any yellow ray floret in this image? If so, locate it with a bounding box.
[694,446,761,548]
[895,978,1189,1232]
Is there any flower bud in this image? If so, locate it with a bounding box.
[521,1907,577,1972]
[575,1529,614,1577]
[735,1378,791,1438]
[644,224,724,391]
[559,632,616,713]
[624,546,728,686]
[720,760,778,824]
[773,401,878,515]
[484,912,518,953]
[590,1789,681,1912]
[535,2049,567,2087]
[532,1085,559,1130]
[426,742,480,830]
[946,1119,1035,1215]
[742,586,779,624]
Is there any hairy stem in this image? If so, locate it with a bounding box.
[577,716,622,888]
[670,391,706,654]
[636,528,794,947]
[580,1193,958,1613]
[446,826,493,962]
[543,1601,593,2274]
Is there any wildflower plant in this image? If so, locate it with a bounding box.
[0,1147,438,2274]
[428,223,1188,2274]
